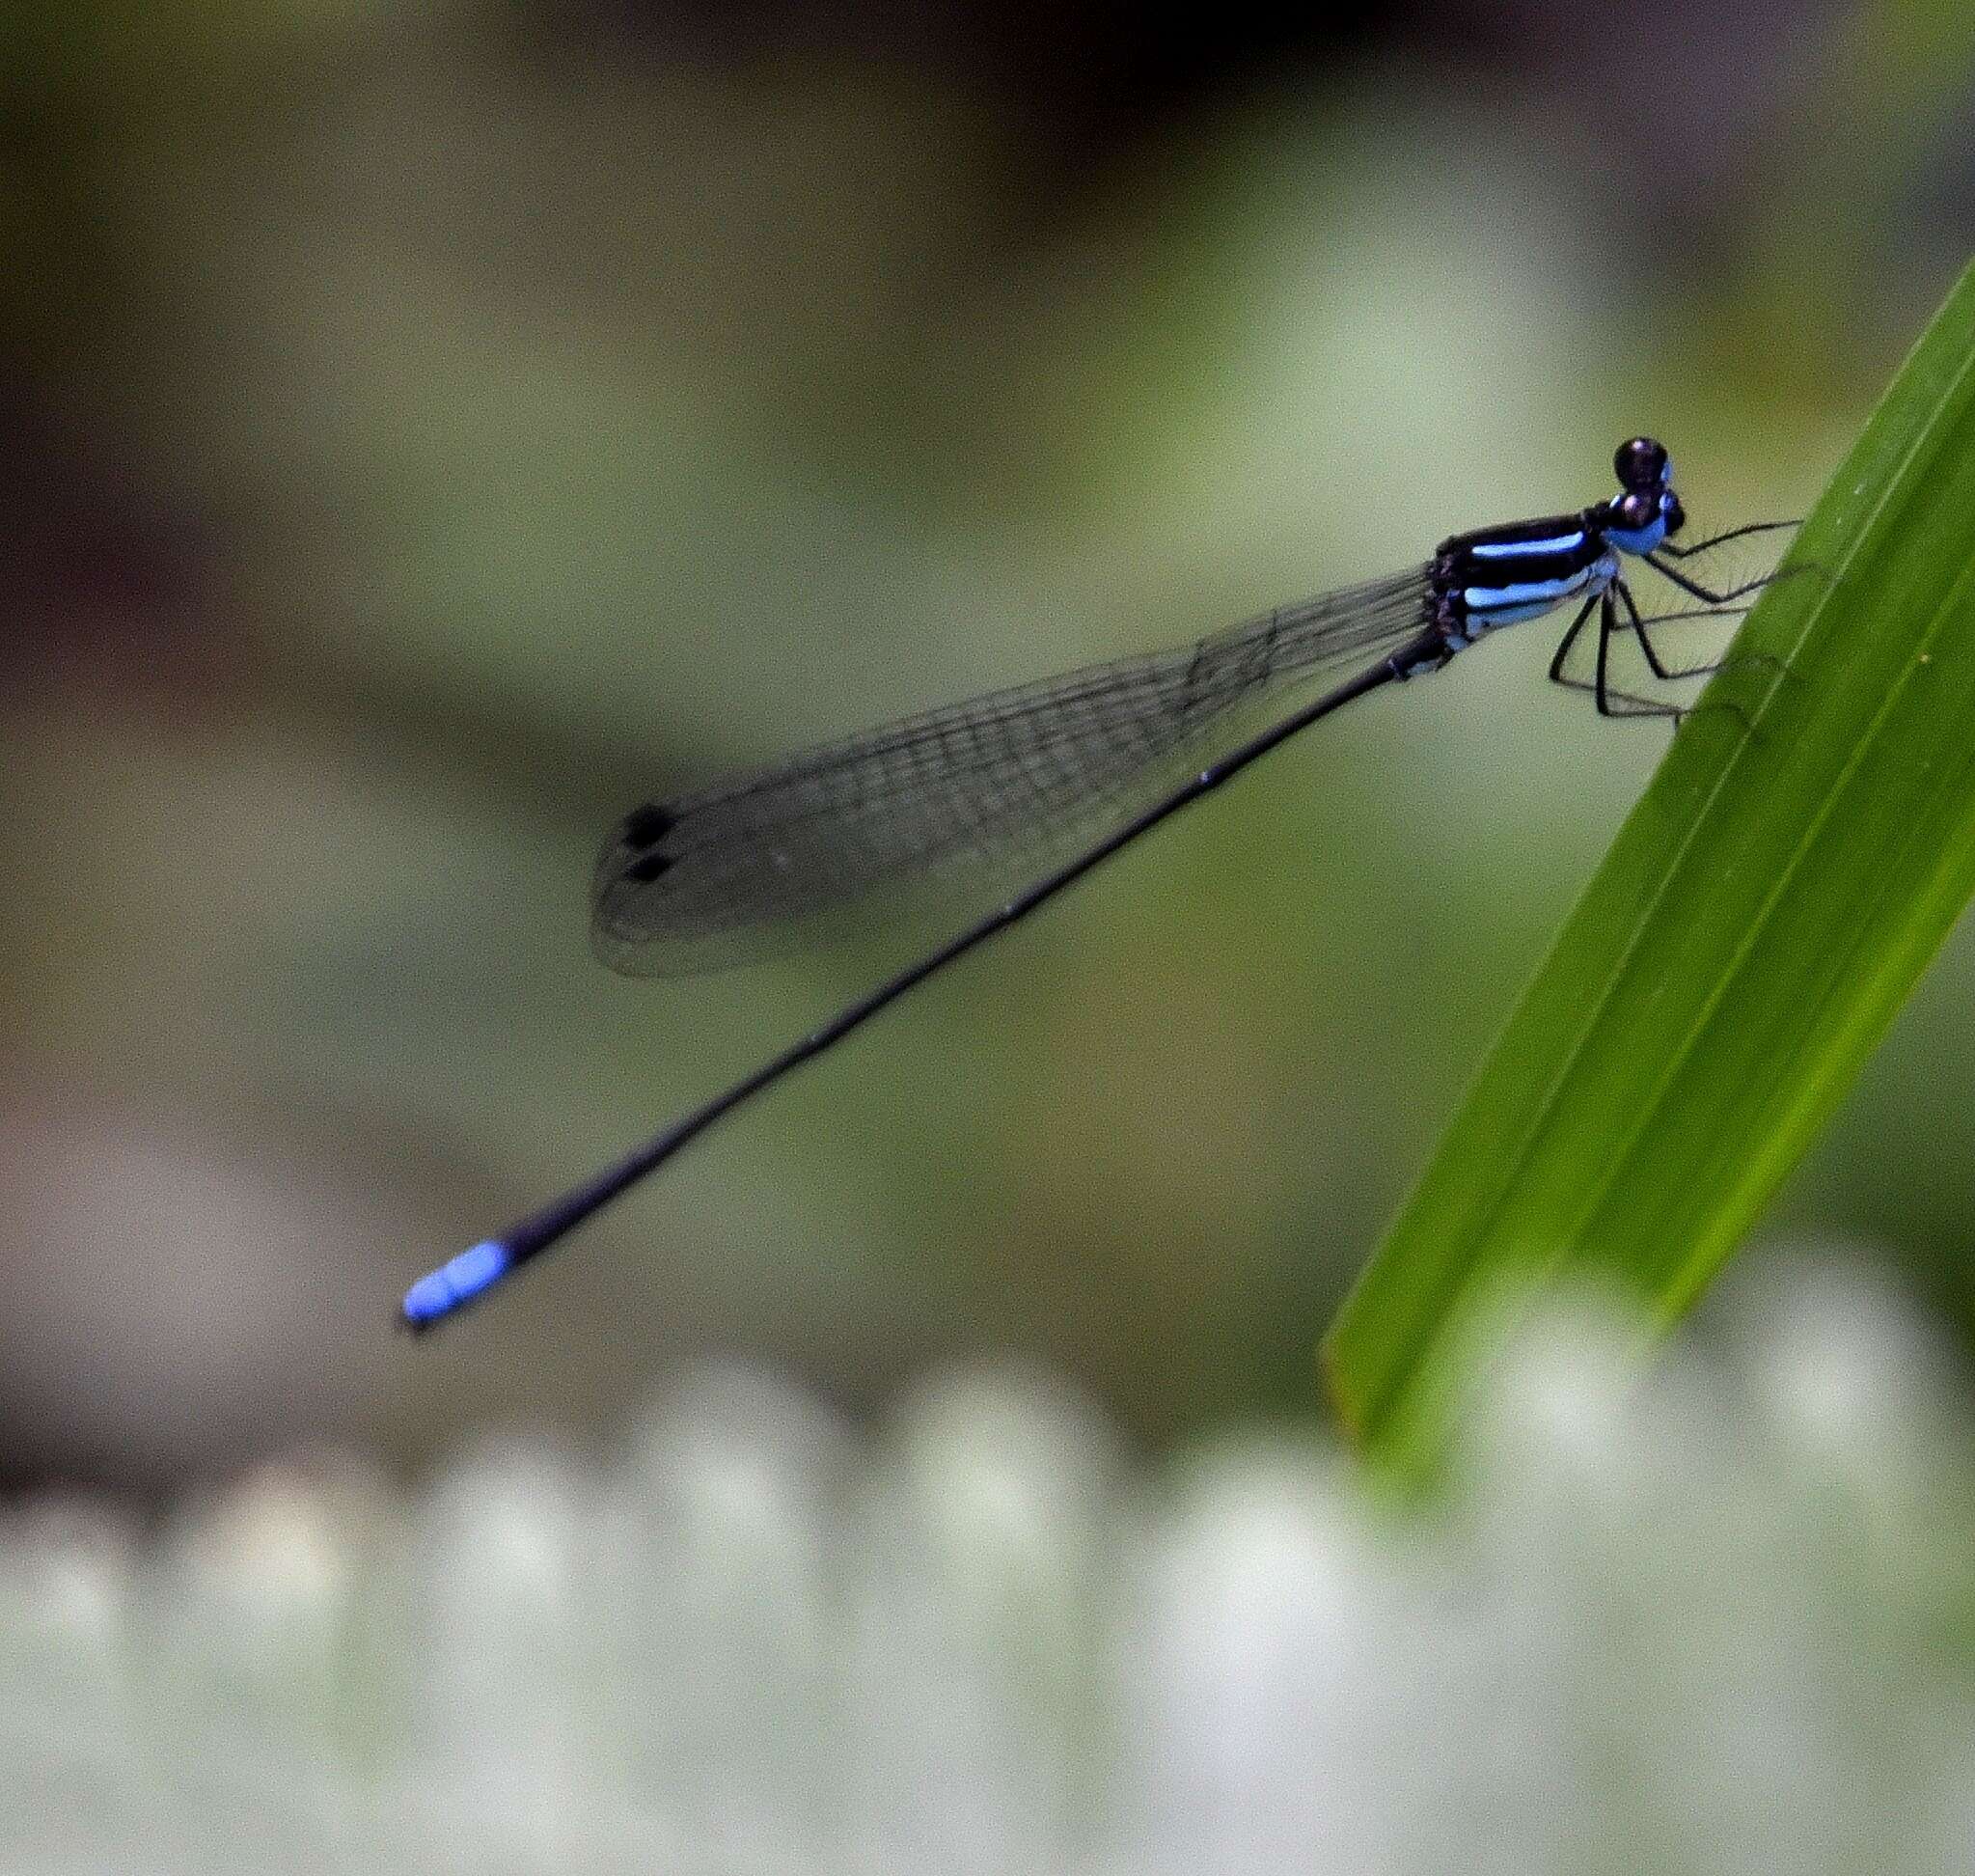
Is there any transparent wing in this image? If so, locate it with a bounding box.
[591,567,1431,977]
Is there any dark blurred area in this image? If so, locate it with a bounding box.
[4,0,1973,1493]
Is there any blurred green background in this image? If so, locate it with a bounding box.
[6,0,1974,1489]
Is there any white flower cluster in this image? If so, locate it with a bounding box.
[4,1264,1971,1872]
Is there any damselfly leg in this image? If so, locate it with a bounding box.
[1648,516,1801,605]
[1544,516,1801,719]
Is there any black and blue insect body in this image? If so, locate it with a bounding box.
[1417,435,1706,689]
[402,437,1788,1331]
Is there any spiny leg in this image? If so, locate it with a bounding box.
[1587,595,1683,718]
[1631,585,1772,731]
[1655,517,1799,562]
[1548,664,1697,717]
[1595,590,1616,713]
[1546,589,1603,688]
[1621,583,1733,682]
[1647,518,1817,609]
[1592,591,1677,718]
[1625,585,1799,696]
[1544,590,1705,720]
[1553,592,1686,718]
[1645,554,1776,607]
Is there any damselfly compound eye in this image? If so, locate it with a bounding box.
[1614,436,1669,487]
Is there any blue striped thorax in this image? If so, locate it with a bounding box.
[1424,435,1686,659]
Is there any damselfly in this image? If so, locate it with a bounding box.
[402,436,1790,1331]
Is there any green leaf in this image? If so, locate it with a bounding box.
[1323,260,1975,1477]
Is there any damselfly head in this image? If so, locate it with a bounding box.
[1606,436,1684,546]
[1613,436,1671,489]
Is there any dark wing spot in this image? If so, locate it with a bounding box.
[623,849,673,885]
[621,802,675,849]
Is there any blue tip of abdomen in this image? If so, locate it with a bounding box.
[401,1239,512,1330]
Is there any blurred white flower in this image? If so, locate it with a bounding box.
[4,1261,1972,1872]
